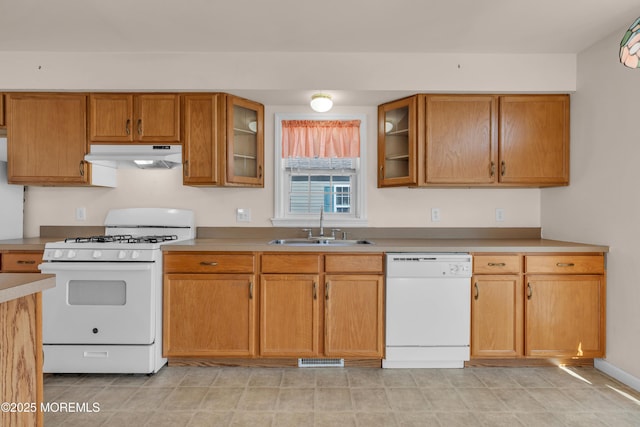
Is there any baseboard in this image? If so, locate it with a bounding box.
[595,358,640,392]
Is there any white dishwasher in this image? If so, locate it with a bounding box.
[383,253,472,368]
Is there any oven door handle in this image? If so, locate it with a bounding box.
[39,262,153,273]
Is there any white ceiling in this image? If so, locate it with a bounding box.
[1,0,639,105]
[1,0,639,53]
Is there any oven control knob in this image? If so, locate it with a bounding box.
[53,249,63,259]
[67,250,77,259]
[118,250,127,259]
[92,250,102,259]
[92,328,98,334]
[131,250,140,259]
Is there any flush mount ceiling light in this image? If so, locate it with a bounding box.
[620,16,640,68]
[310,93,333,112]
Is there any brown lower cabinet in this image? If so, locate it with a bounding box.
[163,252,384,361]
[471,253,605,360]
[0,252,44,273]
[260,274,320,356]
[163,253,257,357]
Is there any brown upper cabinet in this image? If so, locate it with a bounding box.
[0,93,5,127]
[378,96,417,187]
[89,93,180,143]
[7,93,92,185]
[499,95,569,185]
[421,94,497,185]
[378,93,570,188]
[182,93,264,187]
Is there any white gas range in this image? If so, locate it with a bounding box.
[39,208,195,374]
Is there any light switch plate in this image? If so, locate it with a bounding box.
[75,207,86,221]
[236,208,251,222]
[431,208,441,222]
[495,208,505,222]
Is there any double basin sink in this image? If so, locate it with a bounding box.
[268,238,374,246]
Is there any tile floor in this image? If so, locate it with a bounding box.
[43,366,640,426]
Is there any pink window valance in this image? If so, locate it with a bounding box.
[282,120,361,158]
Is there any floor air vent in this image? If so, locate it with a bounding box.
[298,358,344,368]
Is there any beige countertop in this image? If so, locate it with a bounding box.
[162,237,609,253]
[0,237,63,251]
[0,273,55,304]
[0,229,609,254]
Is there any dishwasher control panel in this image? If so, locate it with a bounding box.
[386,253,472,278]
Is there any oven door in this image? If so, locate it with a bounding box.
[40,262,157,345]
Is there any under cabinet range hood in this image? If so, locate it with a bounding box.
[84,144,182,169]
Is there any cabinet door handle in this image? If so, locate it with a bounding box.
[249,281,253,300]
[556,263,575,267]
[183,160,189,177]
[199,261,218,266]
[17,260,36,265]
[488,262,506,267]
[258,165,263,179]
[325,281,330,300]
[137,119,142,135]
[125,119,131,135]
[527,283,532,300]
[379,165,384,181]
[312,281,317,300]
[79,160,85,177]
[474,282,479,300]
[490,161,495,177]
[501,161,506,176]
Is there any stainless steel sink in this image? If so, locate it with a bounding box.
[268,238,374,246]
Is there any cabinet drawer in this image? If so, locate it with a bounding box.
[473,255,521,274]
[325,254,383,273]
[261,254,321,273]
[164,253,255,273]
[2,252,43,272]
[525,255,604,274]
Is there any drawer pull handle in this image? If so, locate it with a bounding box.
[527,283,532,300]
[17,260,36,265]
[474,282,479,300]
[200,261,218,266]
[556,263,575,267]
[488,262,506,267]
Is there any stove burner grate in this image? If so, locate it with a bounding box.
[64,234,179,244]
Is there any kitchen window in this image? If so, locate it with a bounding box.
[272,114,367,227]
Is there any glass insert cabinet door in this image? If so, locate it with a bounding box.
[226,95,264,187]
[377,95,417,187]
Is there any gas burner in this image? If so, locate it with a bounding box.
[128,235,179,244]
[63,234,179,244]
[65,235,134,243]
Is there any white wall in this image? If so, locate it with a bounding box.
[24,104,541,235]
[2,50,573,235]
[541,28,640,382]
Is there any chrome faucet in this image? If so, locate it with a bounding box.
[302,208,335,240]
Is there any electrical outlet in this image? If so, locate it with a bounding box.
[495,208,505,222]
[431,208,441,222]
[75,207,86,221]
[236,208,251,222]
